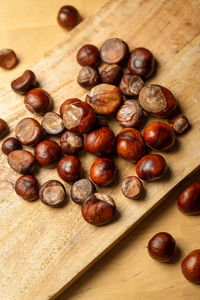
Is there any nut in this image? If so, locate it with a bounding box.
[119,73,144,97]
[39,180,66,207]
[0,49,18,69]
[177,182,200,215]
[136,154,167,180]
[0,118,9,138]
[59,98,81,118]
[100,64,122,85]
[76,44,100,67]
[121,176,143,199]
[15,175,39,201]
[34,140,62,167]
[57,155,82,183]
[15,117,43,146]
[77,66,100,89]
[41,112,64,135]
[24,88,52,115]
[11,70,37,95]
[90,157,116,186]
[2,137,21,155]
[71,179,95,205]
[100,38,129,65]
[181,250,200,284]
[57,5,80,29]
[60,130,83,155]
[8,150,35,174]
[116,100,143,128]
[168,114,189,134]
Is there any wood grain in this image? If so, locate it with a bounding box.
[0,0,200,300]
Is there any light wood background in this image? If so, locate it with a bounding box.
[0,1,200,299]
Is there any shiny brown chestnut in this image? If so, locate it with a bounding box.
[139,84,177,117]
[168,114,189,134]
[136,154,167,180]
[81,193,116,225]
[181,249,200,284]
[0,49,18,69]
[60,131,83,155]
[71,179,95,205]
[2,137,21,155]
[57,5,80,29]
[116,100,143,128]
[100,64,122,85]
[34,140,62,167]
[128,47,155,78]
[41,112,64,135]
[57,155,82,183]
[147,232,176,262]
[177,182,200,215]
[15,118,43,146]
[143,121,175,151]
[15,175,39,201]
[100,38,129,65]
[63,101,96,134]
[39,180,66,207]
[11,70,37,95]
[119,73,144,97]
[121,176,143,199]
[8,150,35,174]
[59,98,81,118]
[24,88,52,115]
[0,118,9,138]
[76,44,100,67]
[86,84,122,115]
[90,157,116,186]
[77,66,100,89]
[116,128,146,163]
[84,126,115,157]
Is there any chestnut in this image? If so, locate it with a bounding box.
[2,137,21,155]
[177,182,200,215]
[8,150,35,174]
[15,175,39,201]
[0,49,18,69]
[77,66,100,89]
[24,88,52,115]
[63,101,96,134]
[0,118,9,138]
[90,157,116,186]
[34,140,62,167]
[59,98,81,118]
[168,114,189,134]
[39,180,66,207]
[147,232,176,262]
[15,117,43,146]
[116,128,146,163]
[128,47,155,78]
[84,126,115,157]
[100,38,129,65]
[11,70,37,95]
[181,249,200,284]
[136,154,167,180]
[71,179,95,205]
[119,73,144,97]
[57,155,82,183]
[85,84,122,115]
[121,176,143,199]
[143,121,175,151]
[41,112,64,135]
[81,193,116,225]
[60,131,83,155]
[139,84,177,117]
[116,100,143,128]
[76,44,100,67]
[57,5,80,29]
[100,64,122,85]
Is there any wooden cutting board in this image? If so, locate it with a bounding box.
[0,0,200,299]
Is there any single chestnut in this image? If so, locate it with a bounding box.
[139,84,177,117]
[177,182,200,215]
[85,83,122,115]
[0,49,18,69]
[57,155,82,183]
[11,70,37,95]
[128,47,155,78]
[34,140,62,167]
[24,88,52,115]
[60,131,83,155]
[41,112,64,135]
[63,101,96,134]
[2,137,21,155]
[90,157,116,186]
[76,44,100,67]
[168,114,189,134]
[136,154,167,180]
[15,175,39,201]
[39,180,66,207]
[0,118,9,138]
[181,249,200,284]
[100,38,129,65]
[77,66,100,89]
[121,176,143,199]
[116,100,143,128]
[100,64,122,85]
[116,128,146,163]
[81,193,116,225]
[57,5,80,29]
[71,179,95,205]
[8,150,35,174]
[143,121,175,151]
[59,98,81,118]
[119,73,144,97]
[147,232,176,262]
[15,118,43,146]
[84,126,115,157]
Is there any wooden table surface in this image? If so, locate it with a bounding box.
[0,1,200,299]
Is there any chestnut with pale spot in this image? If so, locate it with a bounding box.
[8,150,35,174]
[100,38,129,65]
[122,176,143,199]
[41,112,64,135]
[119,73,144,97]
[77,66,100,89]
[15,118,43,146]
[90,157,116,186]
[71,179,95,205]
[116,100,143,128]
[15,175,39,201]
[168,114,189,134]
[60,131,83,155]
[100,64,122,85]
[24,88,52,115]
[39,180,66,207]
[59,98,81,118]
